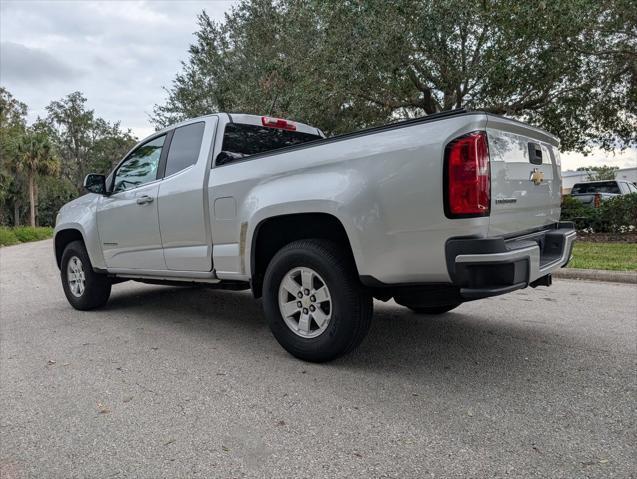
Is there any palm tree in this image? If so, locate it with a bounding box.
[17,128,60,227]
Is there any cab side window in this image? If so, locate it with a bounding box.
[164,122,205,177]
[113,135,166,193]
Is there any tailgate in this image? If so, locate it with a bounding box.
[486,116,562,237]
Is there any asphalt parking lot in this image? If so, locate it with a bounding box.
[1,239,635,478]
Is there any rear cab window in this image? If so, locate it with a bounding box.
[216,123,322,166]
[571,181,621,194]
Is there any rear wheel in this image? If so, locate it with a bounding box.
[61,240,111,310]
[263,239,372,362]
[397,302,461,315]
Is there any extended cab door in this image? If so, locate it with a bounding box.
[157,118,216,271]
[96,134,168,270]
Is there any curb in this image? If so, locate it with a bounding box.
[553,268,637,284]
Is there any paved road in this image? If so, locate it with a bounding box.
[1,240,635,478]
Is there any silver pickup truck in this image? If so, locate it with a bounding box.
[54,110,576,361]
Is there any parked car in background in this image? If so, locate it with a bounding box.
[54,110,575,362]
[569,180,637,207]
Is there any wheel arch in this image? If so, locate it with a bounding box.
[249,212,358,298]
[54,228,86,269]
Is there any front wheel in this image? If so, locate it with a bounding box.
[262,239,373,362]
[61,240,111,310]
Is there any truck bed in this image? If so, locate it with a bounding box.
[210,109,563,285]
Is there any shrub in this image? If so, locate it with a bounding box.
[0,227,19,246]
[0,227,53,246]
[598,193,637,233]
[560,195,597,230]
[560,193,637,233]
[12,227,54,243]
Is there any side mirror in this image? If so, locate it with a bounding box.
[83,174,107,195]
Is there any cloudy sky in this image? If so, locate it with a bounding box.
[0,0,235,138]
[1,0,635,171]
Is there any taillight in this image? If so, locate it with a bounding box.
[444,131,490,218]
[262,116,296,131]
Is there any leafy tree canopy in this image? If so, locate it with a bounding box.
[0,86,27,131]
[0,87,28,176]
[155,0,636,152]
[46,91,137,191]
[0,88,28,225]
[0,88,138,226]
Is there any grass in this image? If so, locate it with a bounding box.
[568,242,637,271]
[0,226,54,246]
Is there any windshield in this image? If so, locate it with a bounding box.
[217,123,322,166]
[571,182,620,194]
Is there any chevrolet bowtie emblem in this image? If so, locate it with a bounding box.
[530,168,544,185]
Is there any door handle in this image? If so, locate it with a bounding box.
[136,195,154,205]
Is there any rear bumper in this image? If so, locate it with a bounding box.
[446,222,576,300]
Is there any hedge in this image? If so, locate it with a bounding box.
[560,193,637,233]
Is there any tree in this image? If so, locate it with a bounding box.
[155,0,636,153]
[1,89,137,226]
[0,87,27,129]
[89,118,138,174]
[45,92,96,191]
[46,92,137,191]
[16,126,60,227]
[577,165,620,181]
[36,175,76,227]
[0,87,28,226]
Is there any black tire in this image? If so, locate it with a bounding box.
[61,240,111,310]
[398,302,461,315]
[262,239,373,362]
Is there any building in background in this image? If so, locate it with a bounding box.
[561,167,637,194]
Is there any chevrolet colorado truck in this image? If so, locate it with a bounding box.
[54,110,576,362]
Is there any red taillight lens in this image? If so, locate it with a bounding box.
[444,131,490,217]
[262,116,296,131]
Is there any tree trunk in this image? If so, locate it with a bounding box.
[14,201,20,227]
[28,174,36,228]
[34,181,39,227]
